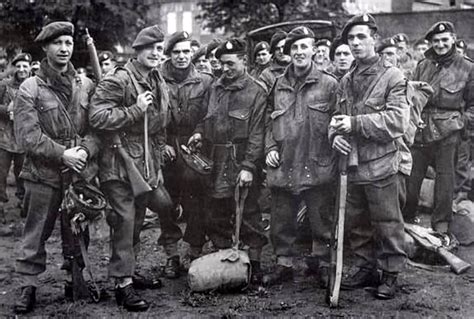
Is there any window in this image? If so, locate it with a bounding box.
[182,11,193,33]
[167,12,177,34]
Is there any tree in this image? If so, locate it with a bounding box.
[197,0,349,37]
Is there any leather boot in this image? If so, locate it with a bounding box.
[262,265,294,286]
[375,271,398,300]
[164,255,180,279]
[115,284,149,312]
[341,267,379,290]
[14,286,36,314]
[132,272,162,290]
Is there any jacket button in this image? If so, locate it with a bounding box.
[306,174,310,178]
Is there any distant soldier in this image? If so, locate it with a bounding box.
[330,14,409,299]
[378,37,412,79]
[314,39,333,71]
[89,25,176,312]
[205,39,223,78]
[393,33,416,77]
[413,38,430,62]
[161,31,213,268]
[30,61,40,76]
[188,38,268,283]
[250,41,272,78]
[258,30,291,91]
[329,36,354,80]
[263,26,338,287]
[13,22,99,314]
[190,39,201,54]
[99,50,116,76]
[0,53,30,218]
[192,46,212,74]
[404,22,474,236]
[456,39,467,56]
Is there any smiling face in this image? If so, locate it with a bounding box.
[136,41,164,69]
[430,32,456,56]
[170,40,192,69]
[43,35,74,69]
[220,53,246,81]
[290,37,315,69]
[194,55,211,73]
[315,45,330,64]
[14,61,31,81]
[347,25,377,61]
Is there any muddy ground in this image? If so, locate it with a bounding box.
[1,177,474,318]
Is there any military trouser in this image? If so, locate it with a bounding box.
[346,174,407,273]
[454,134,471,197]
[404,132,460,233]
[15,181,85,284]
[102,180,182,278]
[0,148,24,203]
[206,184,267,252]
[270,186,334,263]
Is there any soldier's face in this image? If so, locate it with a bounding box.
[43,35,74,68]
[380,46,399,66]
[415,43,429,56]
[347,25,376,61]
[209,49,221,70]
[171,41,192,69]
[255,49,271,66]
[431,32,455,56]
[220,54,246,81]
[194,55,211,73]
[136,41,164,69]
[14,61,31,81]
[274,39,291,63]
[334,44,354,72]
[315,45,330,64]
[290,38,315,69]
[100,59,115,75]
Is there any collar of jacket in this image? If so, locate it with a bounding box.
[215,72,250,91]
[277,61,321,91]
[125,59,162,90]
[9,73,25,89]
[346,55,383,79]
[36,58,77,86]
[161,59,201,85]
[424,45,457,66]
[269,60,288,72]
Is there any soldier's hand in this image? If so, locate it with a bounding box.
[331,115,352,134]
[163,145,176,162]
[332,135,352,156]
[137,91,154,112]
[187,133,202,150]
[237,169,253,188]
[266,150,280,168]
[62,146,88,173]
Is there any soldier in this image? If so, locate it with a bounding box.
[89,25,178,311]
[258,30,291,91]
[192,46,212,74]
[188,38,268,282]
[330,14,409,299]
[377,37,413,79]
[329,36,354,80]
[0,53,30,219]
[263,26,338,287]
[99,50,116,76]
[205,39,223,78]
[456,39,467,56]
[413,38,430,62]
[250,41,272,78]
[30,61,40,76]
[393,33,417,78]
[403,22,474,239]
[13,22,99,314]
[314,39,333,71]
[161,31,213,269]
[190,39,201,54]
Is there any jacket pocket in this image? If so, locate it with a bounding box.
[229,108,250,141]
[429,111,464,141]
[270,108,288,142]
[439,81,464,110]
[307,102,334,166]
[364,98,385,113]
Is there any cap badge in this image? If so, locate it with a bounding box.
[303,27,309,35]
[183,31,189,38]
[226,41,233,50]
[103,54,108,59]
[390,39,395,45]
[363,14,369,22]
[439,24,445,31]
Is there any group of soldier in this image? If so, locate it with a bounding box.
[0,11,472,314]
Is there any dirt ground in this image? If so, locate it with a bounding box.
[1,178,474,318]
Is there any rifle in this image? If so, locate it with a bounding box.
[326,155,348,307]
[405,223,471,274]
[84,28,102,81]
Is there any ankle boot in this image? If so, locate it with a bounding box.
[115,284,149,312]
[164,255,181,279]
[375,271,398,300]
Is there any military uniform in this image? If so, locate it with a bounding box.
[404,22,474,233]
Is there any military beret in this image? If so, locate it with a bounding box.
[393,33,409,43]
[31,61,40,67]
[164,31,191,56]
[192,46,207,63]
[414,38,429,47]
[425,21,455,41]
[253,41,270,58]
[191,39,200,48]
[99,51,115,63]
[283,26,315,55]
[329,36,345,61]
[456,39,466,50]
[316,39,332,48]
[270,30,287,53]
[12,53,32,65]
[376,37,397,53]
[132,25,165,49]
[205,39,222,58]
[34,21,74,43]
[341,14,377,43]
[215,38,247,59]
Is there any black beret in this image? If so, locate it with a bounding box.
[376,37,397,53]
[414,38,429,47]
[270,30,287,53]
[12,53,32,65]
[164,31,191,56]
[329,36,345,61]
[341,14,377,43]
[283,26,315,55]
[192,46,207,63]
[205,39,222,58]
[215,38,247,59]
[393,33,409,43]
[191,39,200,47]
[132,25,165,49]
[34,21,74,43]
[253,41,270,58]
[425,21,455,41]
[99,51,115,63]
[456,39,466,50]
[316,39,331,48]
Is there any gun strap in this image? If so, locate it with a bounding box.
[77,231,101,303]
